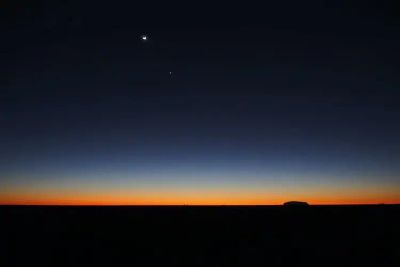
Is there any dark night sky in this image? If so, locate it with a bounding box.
[1,1,399,204]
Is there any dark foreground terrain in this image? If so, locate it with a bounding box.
[1,205,399,267]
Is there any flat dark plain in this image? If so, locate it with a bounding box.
[1,205,399,267]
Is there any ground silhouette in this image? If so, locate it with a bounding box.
[1,205,399,267]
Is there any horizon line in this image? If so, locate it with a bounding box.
[1,203,399,207]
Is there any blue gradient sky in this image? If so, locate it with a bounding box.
[1,1,400,204]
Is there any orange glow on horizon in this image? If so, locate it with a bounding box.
[1,180,399,205]
[1,190,399,206]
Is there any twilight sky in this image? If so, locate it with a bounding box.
[1,1,399,204]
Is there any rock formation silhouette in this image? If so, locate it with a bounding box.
[283,201,309,206]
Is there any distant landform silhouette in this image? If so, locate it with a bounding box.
[283,201,309,206]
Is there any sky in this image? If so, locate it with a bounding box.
[1,1,400,205]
